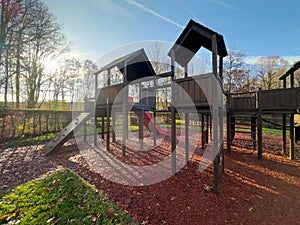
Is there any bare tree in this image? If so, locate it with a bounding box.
[82,59,97,98]
[148,41,170,74]
[188,55,209,76]
[224,48,247,93]
[255,56,288,90]
[0,0,30,105]
[20,0,67,108]
[294,69,300,88]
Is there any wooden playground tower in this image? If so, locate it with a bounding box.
[42,20,228,194]
[227,61,300,160]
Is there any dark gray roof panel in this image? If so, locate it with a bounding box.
[168,20,227,67]
[96,48,156,81]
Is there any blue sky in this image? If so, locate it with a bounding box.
[42,0,300,64]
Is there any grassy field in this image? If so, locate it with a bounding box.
[0,169,137,225]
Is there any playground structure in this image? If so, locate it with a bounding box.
[227,61,300,160]
[41,18,300,194]
[42,19,227,194]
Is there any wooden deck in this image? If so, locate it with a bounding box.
[228,88,300,114]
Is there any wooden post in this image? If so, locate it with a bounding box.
[112,112,116,142]
[139,110,144,150]
[251,117,256,149]
[153,78,157,146]
[171,50,176,175]
[184,64,189,163]
[282,114,286,154]
[257,89,263,160]
[212,35,220,194]
[94,71,99,147]
[185,112,189,163]
[231,116,236,142]
[227,113,231,154]
[94,117,97,146]
[206,114,209,143]
[153,111,157,146]
[290,114,295,160]
[84,121,87,142]
[122,61,128,156]
[219,56,223,81]
[290,72,294,88]
[94,71,98,100]
[101,116,105,139]
[106,98,110,151]
[201,114,205,149]
[107,68,111,87]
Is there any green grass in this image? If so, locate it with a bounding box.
[262,127,283,136]
[234,127,283,136]
[0,169,137,225]
[5,133,57,148]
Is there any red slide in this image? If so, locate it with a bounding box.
[139,111,166,135]
[128,97,165,135]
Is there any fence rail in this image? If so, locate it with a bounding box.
[0,109,78,143]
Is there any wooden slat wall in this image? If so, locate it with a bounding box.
[261,88,300,110]
[174,74,213,107]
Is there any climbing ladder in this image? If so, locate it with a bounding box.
[41,112,91,156]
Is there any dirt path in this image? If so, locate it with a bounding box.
[1,134,300,225]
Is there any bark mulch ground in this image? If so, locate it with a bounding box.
[1,133,300,225]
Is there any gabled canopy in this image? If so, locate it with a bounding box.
[168,19,227,67]
[279,61,300,80]
[95,48,156,82]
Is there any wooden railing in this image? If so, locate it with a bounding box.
[0,109,76,143]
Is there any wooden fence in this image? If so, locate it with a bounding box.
[0,109,77,143]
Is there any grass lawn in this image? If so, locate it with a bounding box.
[0,169,137,225]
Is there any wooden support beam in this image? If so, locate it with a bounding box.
[231,117,236,142]
[184,64,189,163]
[122,62,128,156]
[282,114,286,154]
[251,117,256,149]
[94,117,97,146]
[112,112,116,142]
[210,115,213,141]
[84,121,87,142]
[185,112,189,163]
[171,50,176,175]
[290,114,295,160]
[153,79,157,146]
[106,99,110,151]
[101,116,105,139]
[139,110,144,150]
[226,113,231,154]
[107,69,111,87]
[219,56,223,81]
[257,89,263,160]
[290,72,294,88]
[212,34,220,194]
[153,111,157,146]
[201,114,205,149]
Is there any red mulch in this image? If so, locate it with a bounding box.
[1,132,300,225]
